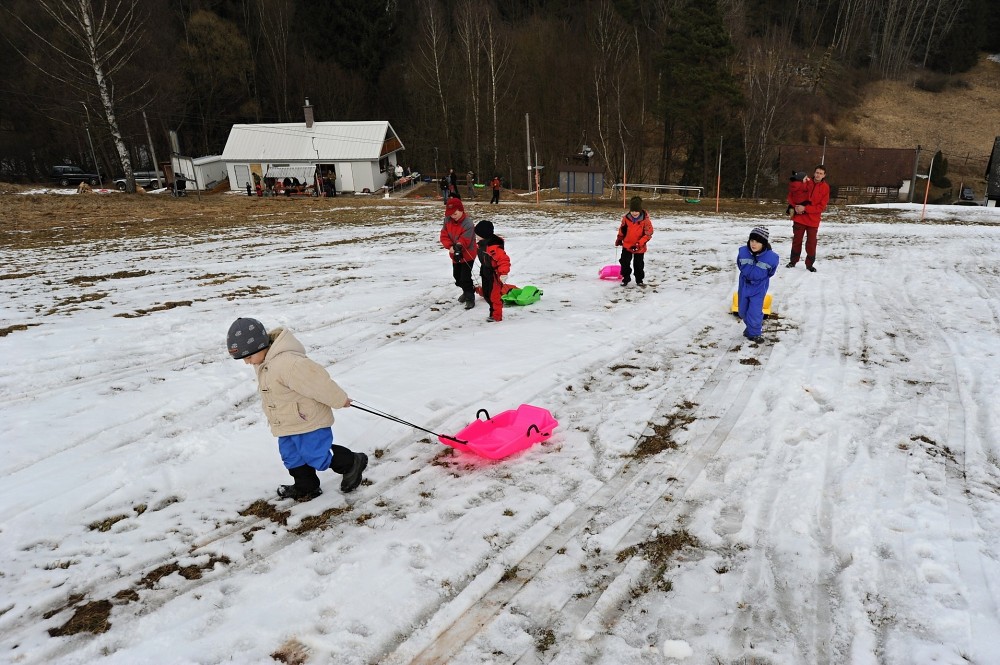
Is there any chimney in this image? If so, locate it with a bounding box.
[303,98,314,129]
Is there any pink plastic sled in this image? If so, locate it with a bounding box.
[599,264,622,280]
[439,404,559,460]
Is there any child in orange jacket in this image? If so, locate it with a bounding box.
[615,196,654,286]
[474,220,511,322]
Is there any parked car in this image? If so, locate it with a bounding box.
[115,171,165,191]
[959,185,975,201]
[49,165,101,187]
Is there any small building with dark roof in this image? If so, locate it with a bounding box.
[778,145,917,203]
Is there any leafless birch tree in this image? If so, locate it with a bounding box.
[256,0,293,120]
[3,0,146,190]
[739,30,795,197]
[589,1,630,185]
[416,0,451,167]
[482,8,512,175]
[456,0,485,177]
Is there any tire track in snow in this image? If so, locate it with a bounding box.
[379,327,774,665]
[15,294,717,665]
[716,265,858,664]
[896,274,1000,661]
[4,220,717,658]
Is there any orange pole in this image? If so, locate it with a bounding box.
[716,136,722,212]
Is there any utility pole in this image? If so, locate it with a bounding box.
[142,111,161,190]
[920,150,936,223]
[525,113,532,193]
[909,145,922,203]
[532,137,542,205]
[81,102,102,186]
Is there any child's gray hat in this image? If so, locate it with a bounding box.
[749,226,769,244]
[227,317,270,359]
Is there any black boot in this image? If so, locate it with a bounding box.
[340,453,369,492]
[277,465,322,501]
[464,293,475,309]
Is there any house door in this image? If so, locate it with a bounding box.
[338,164,356,193]
[233,164,251,190]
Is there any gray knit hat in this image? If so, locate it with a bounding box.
[749,226,770,244]
[227,317,270,359]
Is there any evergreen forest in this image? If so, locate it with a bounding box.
[1,0,997,195]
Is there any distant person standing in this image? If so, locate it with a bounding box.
[448,168,460,200]
[395,163,404,181]
[467,170,475,198]
[786,165,829,272]
[489,176,501,204]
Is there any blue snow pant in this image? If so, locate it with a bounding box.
[738,288,766,338]
[277,428,355,493]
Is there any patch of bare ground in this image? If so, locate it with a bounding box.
[618,529,699,594]
[45,555,231,636]
[271,638,311,664]
[843,54,1000,184]
[630,400,698,458]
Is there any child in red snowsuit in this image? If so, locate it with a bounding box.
[786,171,811,216]
[474,220,511,322]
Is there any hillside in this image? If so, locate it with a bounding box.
[842,54,1000,184]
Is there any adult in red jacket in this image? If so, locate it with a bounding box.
[787,165,830,272]
[474,220,511,322]
[615,196,654,286]
[440,197,477,308]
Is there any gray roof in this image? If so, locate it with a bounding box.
[221,121,403,162]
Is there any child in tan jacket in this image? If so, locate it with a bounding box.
[227,317,367,501]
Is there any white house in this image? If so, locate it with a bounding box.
[220,101,405,194]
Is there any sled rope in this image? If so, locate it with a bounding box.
[351,401,467,444]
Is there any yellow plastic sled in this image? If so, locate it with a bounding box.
[731,292,773,316]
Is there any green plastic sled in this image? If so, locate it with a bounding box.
[501,285,543,306]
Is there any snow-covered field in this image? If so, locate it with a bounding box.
[2,201,1000,664]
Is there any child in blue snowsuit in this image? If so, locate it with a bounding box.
[737,226,779,342]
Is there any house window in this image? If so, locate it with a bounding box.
[379,157,389,173]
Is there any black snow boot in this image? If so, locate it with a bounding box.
[464,294,476,309]
[340,453,369,492]
[277,484,323,501]
[277,465,322,501]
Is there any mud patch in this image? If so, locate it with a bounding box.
[88,514,129,532]
[239,499,292,527]
[0,323,41,337]
[221,285,270,300]
[618,530,699,592]
[292,505,352,534]
[48,599,113,636]
[46,291,108,315]
[910,434,957,465]
[272,638,311,664]
[631,401,698,458]
[115,300,194,318]
[66,270,153,285]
